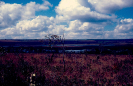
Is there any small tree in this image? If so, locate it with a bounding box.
[44,34,61,63]
[44,33,66,71]
[45,34,61,48]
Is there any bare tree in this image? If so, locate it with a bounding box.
[44,33,66,71]
[44,34,61,63]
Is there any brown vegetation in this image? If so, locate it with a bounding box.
[0,53,133,86]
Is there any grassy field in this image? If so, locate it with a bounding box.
[0,53,133,86]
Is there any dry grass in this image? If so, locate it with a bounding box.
[0,53,133,85]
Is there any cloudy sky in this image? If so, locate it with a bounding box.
[0,0,133,39]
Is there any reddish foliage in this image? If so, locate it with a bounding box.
[0,53,133,85]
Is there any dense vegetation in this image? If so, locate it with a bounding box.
[0,52,133,86]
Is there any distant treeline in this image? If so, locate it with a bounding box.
[1,44,133,55]
[0,39,133,54]
[0,39,133,46]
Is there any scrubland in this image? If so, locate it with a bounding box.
[0,53,133,86]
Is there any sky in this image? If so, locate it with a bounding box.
[0,0,133,39]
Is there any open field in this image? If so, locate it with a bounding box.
[0,53,133,86]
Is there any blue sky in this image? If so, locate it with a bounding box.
[0,0,133,39]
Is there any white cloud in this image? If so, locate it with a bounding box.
[55,0,117,23]
[88,0,133,14]
[1,17,133,39]
[120,18,133,24]
[0,0,133,39]
[66,20,82,31]
[0,15,66,39]
[113,18,133,38]
[103,31,115,39]
[15,16,57,38]
[55,15,70,24]
[22,1,52,19]
[0,17,105,39]
[66,20,104,31]
[114,19,133,33]
[0,3,22,28]
[64,20,105,39]
[0,1,52,29]
[16,16,52,31]
[54,0,133,39]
